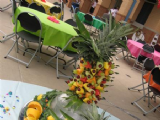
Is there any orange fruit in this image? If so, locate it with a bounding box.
[24,116,36,120]
[28,101,43,114]
[26,108,41,119]
[47,115,55,120]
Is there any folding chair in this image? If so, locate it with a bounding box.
[64,5,77,27]
[52,0,64,20]
[129,58,155,101]
[75,7,79,13]
[29,3,46,13]
[115,36,129,60]
[132,44,154,72]
[20,0,29,7]
[154,44,160,53]
[0,0,12,12]
[49,6,61,19]
[131,67,160,116]
[5,12,43,68]
[137,39,146,45]
[46,36,80,79]
[60,0,64,21]
[0,0,18,43]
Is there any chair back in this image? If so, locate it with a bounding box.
[137,55,146,63]
[55,36,83,57]
[95,16,100,20]
[143,58,155,71]
[137,39,146,44]
[20,0,29,7]
[142,44,154,54]
[84,14,93,22]
[154,44,160,52]
[119,36,127,45]
[50,6,61,14]
[150,67,160,85]
[53,2,61,7]
[71,5,75,19]
[29,3,45,13]
[60,1,64,20]
[15,12,42,43]
[151,34,159,46]
[15,12,41,32]
[11,0,17,24]
[75,7,80,13]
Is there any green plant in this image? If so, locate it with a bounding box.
[74,13,137,63]
[78,102,110,120]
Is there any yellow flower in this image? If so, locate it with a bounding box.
[37,94,43,101]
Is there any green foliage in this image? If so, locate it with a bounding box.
[40,108,61,120]
[33,90,63,120]
[78,102,110,120]
[64,90,83,111]
[75,14,137,63]
[60,110,74,120]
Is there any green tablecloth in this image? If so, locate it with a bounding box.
[77,12,106,30]
[14,7,78,52]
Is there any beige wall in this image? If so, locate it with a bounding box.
[145,5,160,34]
[109,0,116,9]
[118,0,133,16]
[98,0,111,8]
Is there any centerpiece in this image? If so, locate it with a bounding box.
[22,13,136,120]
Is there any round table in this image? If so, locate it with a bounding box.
[76,11,106,30]
[26,0,62,19]
[127,40,160,65]
[14,7,78,52]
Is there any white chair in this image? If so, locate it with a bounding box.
[151,34,159,46]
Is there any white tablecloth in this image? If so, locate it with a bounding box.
[0,79,119,120]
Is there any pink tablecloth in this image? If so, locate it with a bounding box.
[127,40,160,65]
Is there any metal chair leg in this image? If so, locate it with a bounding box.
[0,3,12,12]
[4,39,17,58]
[56,56,59,79]
[141,73,146,101]
[0,32,16,43]
[26,44,41,68]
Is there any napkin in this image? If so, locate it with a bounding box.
[47,16,60,24]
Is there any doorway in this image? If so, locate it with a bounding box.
[136,0,157,25]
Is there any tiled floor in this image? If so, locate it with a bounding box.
[0,0,160,120]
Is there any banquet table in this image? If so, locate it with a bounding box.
[143,71,160,91]
[77,12,106,30]
[127,40,160,65]
[14,7,78,52]
[0,79,120,120]
[26,0,62,19]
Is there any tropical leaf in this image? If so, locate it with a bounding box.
[74,10,135,63]
[75,14,90,39]
[60,110,74,120]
